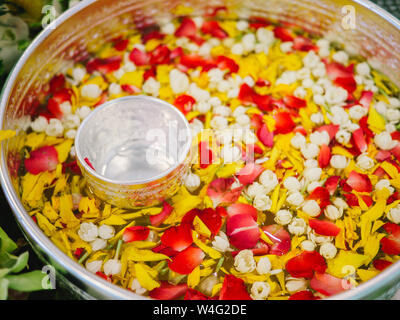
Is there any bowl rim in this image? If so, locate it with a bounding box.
[1,0,400,300]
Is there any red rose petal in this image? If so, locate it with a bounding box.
[226,214,260,250]
[149,201,174,227]
[129,48,149,66]
[262,224,291,255]
[318,144,331,169]
[274,112,295,134]
[206,177,243,207]
[122,226,150,243]
[175,17,197,38]
[289,290,319,300]
[219,274,252,300]
[310,272,350,296]
[380,222,400,255]
[161,223,193,252]
[286,251,327,278]
[346,170,372,193]
[236,163,264,185]
[201,20,228,39]
[227,203,258,220]
[25,146,59,175]
[309,219,341,237]
[168,246,205,275]
[149,282,188,300]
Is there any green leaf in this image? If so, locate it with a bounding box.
[10,251,29,273]
[0,268,10,278]
[17,39,30,51]
[5,270,47,292]
[0,278,9,300]
[0,227,17,253]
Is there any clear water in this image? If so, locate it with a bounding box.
[99,139,175,182]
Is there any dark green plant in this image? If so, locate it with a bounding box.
[0,227,49,300]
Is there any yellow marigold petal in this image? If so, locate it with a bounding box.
[42,201,59,223]
[357,269,379,282]
[123,246,170,262]
[100,214,127,226]
[192,231,221,259]
[134,263,160,291]
[36,213,57,237]
[367,106,386,133]
[327,250,369,278]
[54,139,74,163]
[119,70,145,88]
[187,265,201,288]
[193,216,212,238]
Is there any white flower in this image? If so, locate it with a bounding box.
[319,242,337,259]
[276,70,297,85]
[356,154,374,170]
[210,116,228,130]
[293,86,307,99]
[332,51,349,65]
[286,278,307,293]
[275,210,292,225]
[161,22,175,34]
[196,101,212,114]
[386,109,400,122]
[214,106,231,117]
[190,118,204,136]
[235,114,250,127]
[301,240,316,251]
[232,106,247,118]
[81,84,102,99]
[131,278,147,295]
[301,143,320,159]
[253,194,272,211]
[246,182,266,199]
[302,78,314,88]
[335,130,351,145]
[212,232,231,252]
[302,200,321,217]
[242,33,256,52]
[98,224,115,240]
[288,218,307,235]
[324,205,342,221]
[91,238,107,251]
[256,257,272,275]
[303,51,320,69]
[86,260,102,274]
[283,176,301,192]
[259,170,279,193]
[313,94,325,106]
[349,105,367,121]
[103,259,121,276]
[307,181,322,193]
[72,67,86,83]
[169,69,189,94]
[389,97,400,108]
[234,250,256,273]
[45,119,64,137]
[310,112,324,125]
[256,28,274,45]
[333,197,348,211]
[375,101,388,115]
[236,20,249,31]
[76,106,91,120]
[355,62,370,76]
[230,42,244,55]
[291,133,307,149]
[308,227,333,244]
[250,282,270,300]
[60,101,72,115]
[386,123,397,133]
[374,132,398,150]
[310,131,330,146]
[375,179,394,194]
[65,129,77,139]
[280,41,293,53]
[31,116,48,132]
[286,192,304,207]
[78,222,99,242]
[388,205,400,224]
[184,172,201,192]
[312,65,326,78]
[63,114,80,130]
[303,167,322,182]
[328,106,349,125]
[304,159,319,168]
[316,39,330,49]
[325,86,348,105]
[330,155,349,169]
[108,83,122,95]
[143,78,160,97]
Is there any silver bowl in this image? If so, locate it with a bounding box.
[1,0,400,300]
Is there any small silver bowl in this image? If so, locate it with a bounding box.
[75,95,192,208]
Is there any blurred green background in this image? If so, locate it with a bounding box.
[0,0,399,300]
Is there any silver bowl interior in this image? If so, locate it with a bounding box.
[1,0,400,299]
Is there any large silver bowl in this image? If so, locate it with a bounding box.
[1,0,400,300]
